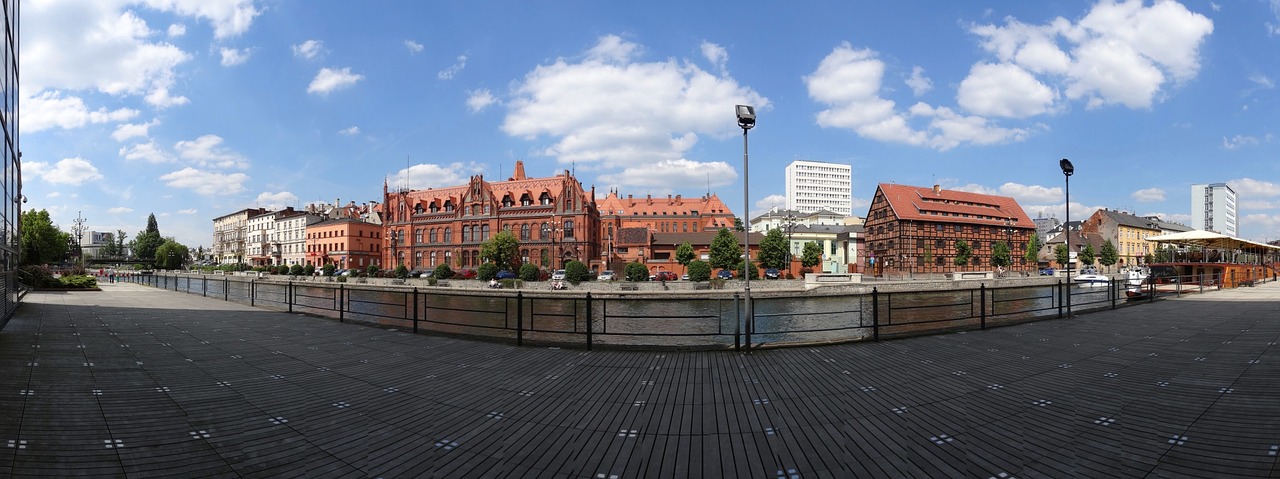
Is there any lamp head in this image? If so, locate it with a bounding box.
[1059,158,1074,177]
[735,104,755,130]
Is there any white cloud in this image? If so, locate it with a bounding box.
[219,47,251,66]
[177,208,198,214]
[806,43,1031,150]
[21,91,139,133]
[391,162,486,190]
[466,89,497,112]
[755,194,788,212]
[1131,187,1165,202]
[957,62,1057,118]
[1240,213,1280,242]
[292,39,324,60]
[995,182,1061,203]
[255,191,298,210]
[144,0,261,39]
[596,159,738,191]
[1248,73,1274,89]
[23,157,105,185]
[437,55,468,80]
[167,23,186,37]
[108,206,134,214]
[700,40,728,75]
[174,134,248,169]
[46,192,62,198]
[404,39,424,54]
[159,167,248,196]
[338,126,360,136]
[1222,134,1262,149]
[307,67,364,95]
[1227,178,1280,199]
[119,140,173,163]
[905,66,932,96]
[111,119,159,141]
[502,34,767,182]
[969,1,1212,110]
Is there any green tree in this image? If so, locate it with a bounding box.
[322,263,336,276]
[477,263,498,280]
[756,228,788,269]
[737,260,759,280]
[1024,235,1041,266]
[479,231,520,272]
[99,232,120,258]
[990,241,1011,268]
[801,241,822,269]
[130,213,164,264]
[518,263,539,282]
[1054,244,1069,268]
[674,241,696,267]
[624,262,649,282]
[289,264,304,276]
[1079,244,1096,269]
[20,210,70,265]
[923,244,933,270]
[686,260,711,282]
[154,240,189,270]
[394,264,409,279]
[708,228,743,270]
[304,264,316,276]
[564,260,589,283]
[953,240,972,267]
[432,263,454,279]
[1098,240,1119,271]
[733,217,744,232]
[366,264,379,276]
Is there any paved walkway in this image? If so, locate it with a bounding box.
[1,281,1278,478]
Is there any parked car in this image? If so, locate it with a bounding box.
[717,270,734,279]
[496,270,517,280]
[458,269,478,279]
[681,273,690,281]
[598,270,616,281]
[764,268,781,279]
[551,269,567,281]
[654,271,678,281]
[1039,267,1056,276]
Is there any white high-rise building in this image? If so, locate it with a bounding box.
[785,160,852,216]
[1191,183,1236,237]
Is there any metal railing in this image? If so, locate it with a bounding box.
[122,271,1272,351]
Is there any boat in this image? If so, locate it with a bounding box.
[1123,267,1150,299]
[1071,267,1109,287]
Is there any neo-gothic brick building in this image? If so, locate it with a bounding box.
[381,161,601,272]
[864,183,1036,276]
[595,190,737,272]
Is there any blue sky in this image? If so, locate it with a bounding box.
[18,0,1280,249]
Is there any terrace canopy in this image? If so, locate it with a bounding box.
[1147,230,1280,263]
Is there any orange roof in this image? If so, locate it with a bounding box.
[877,183,1034,228]
[596,191,735,217]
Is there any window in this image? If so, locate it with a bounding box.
[429,228,438,243]
[414,229,423,244]
[429,203,439,213]
[917,256,925,266]
[887,240,895,250]
[462,226,470,243]
[481,224,490,241]
[443,227,452,243]
[520,224,530,240]
[935,239,945,248]
[564,220,575,239]
[917,238,925,248]
[936,256,944,266]
[954,224,962,233]
[539,192,553,205]
[520,194,533,206]
[936,224,944,232]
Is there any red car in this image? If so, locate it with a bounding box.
[654,271,678,281]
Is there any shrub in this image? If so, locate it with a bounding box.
[18,265,57,288]
[289,264,304,276]
[394,264,409,279]
[709,278,726,290]
[518,263,539,282]
[366,264,379,276]
[427,277,438,286]
[322,264,336,277]
[432,264,454,280]
[477,263,499,281]
[60,275,98,289]
[686,260,711,282]
[335,276,347,283]
[737,261,759,280]
[564,260,589,284]
[66,264,88,276]
[624,262,649,282]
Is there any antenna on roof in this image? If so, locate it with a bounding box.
[706,172,711,196]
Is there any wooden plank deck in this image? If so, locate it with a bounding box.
[1,281,1279,477]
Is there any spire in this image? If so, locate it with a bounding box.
[513,160,527,180]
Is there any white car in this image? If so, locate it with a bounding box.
[598,270,616,281]
[551,269,567,281]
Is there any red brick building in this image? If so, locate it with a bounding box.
[864,183,1036,276]
[595,191,737,272]
[381,161,600,272]
[305,218,384,270]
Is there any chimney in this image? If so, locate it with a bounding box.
[932,184,941,195]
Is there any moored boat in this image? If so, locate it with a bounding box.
[1072,267,1109,287]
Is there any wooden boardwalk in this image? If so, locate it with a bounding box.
[1,281,1278,478]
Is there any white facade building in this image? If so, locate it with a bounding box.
[277,209,321,267]
[1191,183,1237,237]
[785,160,852,216]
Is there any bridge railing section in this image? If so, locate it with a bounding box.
[122,273,1230,351]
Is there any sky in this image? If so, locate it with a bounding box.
[18,0,1280,250]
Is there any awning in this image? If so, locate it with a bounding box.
[1147,230,1280,252]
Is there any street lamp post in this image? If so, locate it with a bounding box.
[1060,158,1074,317]
[736,104,755,352]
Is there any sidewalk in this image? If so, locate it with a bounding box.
[1,280,1278,477]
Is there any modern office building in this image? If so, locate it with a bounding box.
[2,0,20,327]
[785,160,852,216]
[1191,183,1237,237]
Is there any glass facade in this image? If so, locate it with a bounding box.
[0,0,19,327]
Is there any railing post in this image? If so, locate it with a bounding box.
[412,288,419,334]
[979,284,986,330]
[872,287,880,341]
[744,293,752,354]
[733,293,740,352]
[250,279,256,307]
[586,292,593,351]
[288,280,294,313]
[202,277,207,297]
[516,291,524,346]
[1057,280,1063,318]
[224,277,229,301]
[1111,278,1117,309]
[338,283,345,322]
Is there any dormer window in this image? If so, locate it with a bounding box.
[520,193,533,206]
[429,203,439,214]
[502,195,515,207]
[539,192,553,205]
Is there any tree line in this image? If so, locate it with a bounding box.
[20,210,190,270]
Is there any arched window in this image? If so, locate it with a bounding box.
[521,249,529,263]
[430,251,437,266]
[540,223,549,240]
[414,229,423,244]
[482,224,490,241]
[444,250,452,267]
[520,224,530,240]
[414,251,422,267]
[429,228,437,243]
[564,220,575,239]
[461,226,470,243]
[443,227,452,243]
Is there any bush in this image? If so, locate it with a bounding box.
[709,278,727,290]
[18,265,57,288]
[624,262,649,282]
[289,264,304,276]
[565,260,589,284]
[519,263,540,282]
[433,264,454,280]
[59,275,98,289]
[426,277,438,286]
[477,263,499,281]
[303,264,316,276]
[737,261,759,280]
[686,260,711,282]
[366,264,379,276]
[322,264,336,277]
[335,276,347,283]
[394,264,409,279]
[66,264,88,276]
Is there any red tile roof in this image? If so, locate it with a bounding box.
[877,183,1033,228]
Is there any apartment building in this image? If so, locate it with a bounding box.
[785,160,852,216]
[305,218,383,270]
[212,208,266,264]
[1191,183,1237,236]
